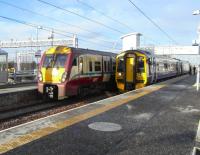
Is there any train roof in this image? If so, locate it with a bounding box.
[70,47,117,57]
[44,46,117,57]
[118,49,153,57]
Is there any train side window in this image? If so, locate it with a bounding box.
[72,57,77,66]
[95,61,101,71]
[89,61,93,72]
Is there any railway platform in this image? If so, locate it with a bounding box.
[0,75,200,155]
[0,84,38,110]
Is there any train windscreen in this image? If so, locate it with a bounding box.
[117,57,125,73]
[43,54,68,68]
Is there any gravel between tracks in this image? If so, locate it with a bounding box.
[0,91,118,131]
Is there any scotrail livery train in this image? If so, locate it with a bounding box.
[38,46,190,99]
[115,49,190,92]
[38,46,116,100]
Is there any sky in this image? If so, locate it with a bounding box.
[0,0,199,59]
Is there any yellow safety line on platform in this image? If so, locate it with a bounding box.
[0,76,188,154]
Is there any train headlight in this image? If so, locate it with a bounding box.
[38,71,43,82]
[61,72,68,83]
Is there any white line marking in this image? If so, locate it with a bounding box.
[196,120,200,143]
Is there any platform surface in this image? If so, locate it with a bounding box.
[0,75,200,155]
[0,85,37,95]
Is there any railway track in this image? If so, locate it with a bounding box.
[0,91,118,131]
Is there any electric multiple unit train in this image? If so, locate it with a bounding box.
[38,46,116,100]
[115,49,190,92]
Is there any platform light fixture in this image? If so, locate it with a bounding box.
[193,10,200,15]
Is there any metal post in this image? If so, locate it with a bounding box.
[36,27,38,52]
[51,29,54,46]
[197,65,200,91]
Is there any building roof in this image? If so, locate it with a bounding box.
[0,49,7,55]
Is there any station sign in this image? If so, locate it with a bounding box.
[35,50,41,58]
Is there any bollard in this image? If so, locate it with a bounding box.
[197,65,200,91]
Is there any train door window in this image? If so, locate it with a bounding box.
[113,62,116,72]
[104,61,107,72]
[108,61,110,72]
[149,63,151,75]
[95,61,101,72]
[137,56,144,73]
[72,57,77,66]
[79,57,83,74]
[147,58,152,75]
[89,61,93,72]
[164,63,167,71]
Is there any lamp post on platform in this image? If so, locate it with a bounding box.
[193,10,200,91]
[197,65,200,91]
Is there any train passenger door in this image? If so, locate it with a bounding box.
[135,56,146,89]
[103,56,111,82]
[125,54,136,90]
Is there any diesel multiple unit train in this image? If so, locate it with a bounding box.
[115,49,190,91]
[38,46,190,99]
[38,46,116,99]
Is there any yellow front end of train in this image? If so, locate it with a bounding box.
[116,50,148,92]
[38,46,70,99]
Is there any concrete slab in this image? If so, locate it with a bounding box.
[0,75,199,155]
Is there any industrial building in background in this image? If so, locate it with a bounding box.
[16,51,36,72]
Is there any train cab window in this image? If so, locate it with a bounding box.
[95,61,101,71]
[43,54,54,67]
[89,61,93,72]
[137,56,144,73]
[117,57,124,72]
[54,54,67,68]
